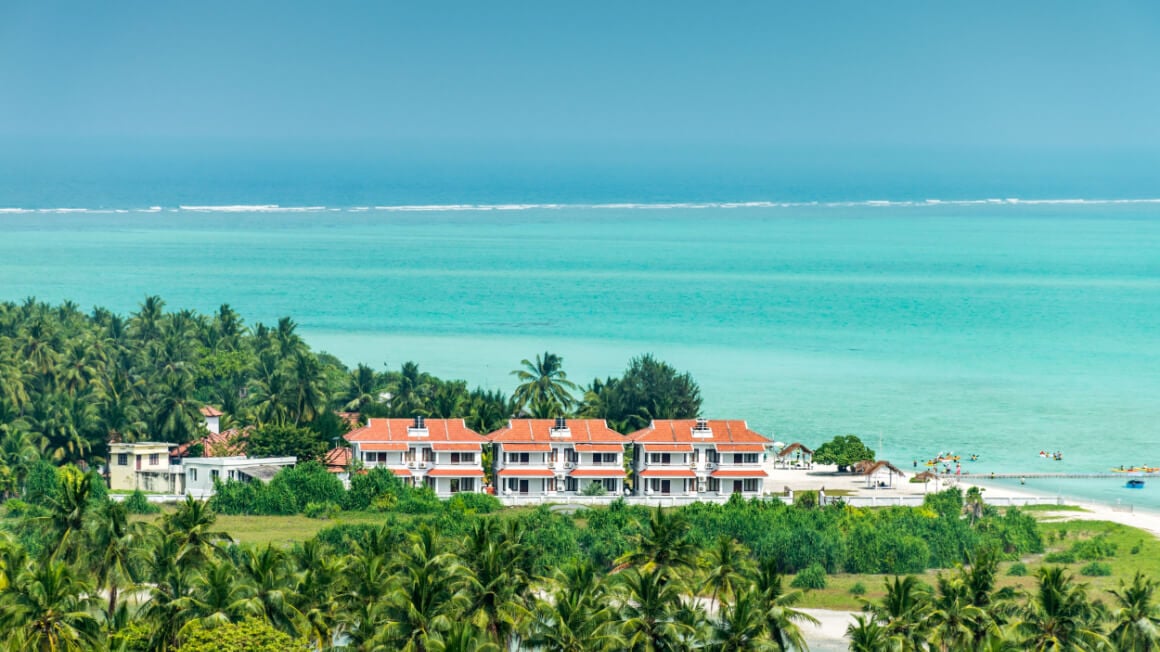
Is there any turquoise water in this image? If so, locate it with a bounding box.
[2,202,1159,506]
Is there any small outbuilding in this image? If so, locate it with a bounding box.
[861,460,906,489]
[776,443,815,469]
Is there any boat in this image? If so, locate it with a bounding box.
[1126,479,1146,489]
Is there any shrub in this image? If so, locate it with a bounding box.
[1044,551,1075,564]
[252,476,299,515]
[1007,562,1028,576]
[1071,535,1117,561]
[582,482,608,496]
[849,582,867,596]
[303,501,341,519]
[345,467,405,511]
[210,479,259,515]
[278,462,345,509]
[395,486,443,515]
[791,563,827,590]
[1079,561,1112,577]
[123,489,161,514]
[1131,542,1142,555]
[178,618,310,651]
[794,490,818,509]
[24,459,59,506]
[447,492,502,514]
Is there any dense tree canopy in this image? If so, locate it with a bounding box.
[813,435,876,472]
[580,354,703,434]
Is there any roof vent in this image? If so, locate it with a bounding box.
[408,415,428,437]
[550,416,571,438]
[692,418,712,438]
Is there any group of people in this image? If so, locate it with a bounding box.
[1039,450,1064,461]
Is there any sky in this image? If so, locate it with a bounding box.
[1,2,1159,202]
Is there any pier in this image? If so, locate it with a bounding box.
[960,472,1159,480]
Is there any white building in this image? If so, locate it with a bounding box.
[487,418,629,498]
[344,416,488,497]
[629,418,775,498]
[183,455,297,498]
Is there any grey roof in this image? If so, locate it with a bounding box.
[235,465,285,482]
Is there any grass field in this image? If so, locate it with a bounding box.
[791,507,1160,610]
[130,509,390,545]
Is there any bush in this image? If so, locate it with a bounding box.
[1044,551,1075,564]
[278,462,345,509]
[209,479,259,515]
[581,482,608,496]
[345,467,405,511]
[395,486,443,515]
[303,501,341,519]
[447,492,502,514]
[1071,535,1117,561]
[794,490,818,509]
[1007,562,1028,576]
[791,563,827,590]
[24,459,59,506]
[178,618,310,651]
[1131,542,1142,555]
[123,489,161,514]
[1079,561,1112,577]
[849,582,867,596]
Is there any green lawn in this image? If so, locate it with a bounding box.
[130,510,389,545]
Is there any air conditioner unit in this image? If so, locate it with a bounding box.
[419,462,428,468]
[707,462,717,470]
[407,462,416,468]
[564,462,574,469]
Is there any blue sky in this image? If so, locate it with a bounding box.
[2,1,1157,151]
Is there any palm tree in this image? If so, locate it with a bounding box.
[90,500,140,619]
[38,468,96,563]
[614,567,697,652]
[847,614,891,652]
[234,544,306,636]
[711,587,777,652]
[751,558,818,652]
[703,535,753,611]
[380,526,469,651]
[152,374,203,443]
[342,363,383,412]
[1107,572,1160,651]
[388,361,431,417]
[526,561,622,651]
[926,575,990,652]
[511,351,578,416]
[616,506,699,578]
[1016,566,1108,651]
[178,559,253,634]
[461,521,531,647]
[0,560,100,652]
[0,427,39,498]
[163,496,230,569]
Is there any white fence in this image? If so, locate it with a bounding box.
[497,494,795,508]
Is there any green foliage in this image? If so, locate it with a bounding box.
[1080,561,1112,576]
[178,618,311,651]
[580,354,703,433]
[581,482,608,496]
[446,491,502,514]
[123,489,161,514]
[794,489,819,508]
[24,459,59,506]
[208,477,259,515]
[791,562,827,590]
[303,500,341,519]
[1045,551,1077,564]
[278,461,345,508]
[1071,535,1117,560]
[246,423,327,462]
[1008,562,1029,576]
[850,581,867,596]
[812,434,875,472]
[344,467,405,511]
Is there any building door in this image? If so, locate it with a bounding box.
[519,480,529,494]
[733,480,743,494]
[135,456,141,471]
[661,479,671,494]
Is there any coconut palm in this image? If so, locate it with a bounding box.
[1107,572,1160,651]
[38,468,96,563]
[614,567,696,651]
[380,526,469,651]
[0,560,100,652]
[526,561,622,651]
[868,575,931,651]
[90,500,140,619]
[703,535,754,611]
[711,587,777,652]
[461,521,532,647]
[1015,566,1108,651]
[178,559,253,633]
[926,575,990,652]
[163,496,230,569]
[847,614,891,652]
[751,558,818,652]
[511,351,578,416]
[234,544,307,636]
[342,363,384,412]
[616,506,699,577]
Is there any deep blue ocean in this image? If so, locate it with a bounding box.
[2,151,1159,506]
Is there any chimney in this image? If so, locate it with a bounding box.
[413,415,425,429]
[555,416,566,430]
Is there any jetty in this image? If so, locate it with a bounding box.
[961,472,1159,480]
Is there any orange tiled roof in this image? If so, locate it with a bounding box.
[574,443,625,453]
[717,444,767,453]
[501,443,553,453]
[497,468,555,477]
[487,419,627,444]
[171,428,249,458]
[630,420,771,445]
[358,442,408,452]
[570,468,626,478]
[431,442,483,452]
[426,468,485,478]
[324,447,352,472]
[199,406,223,417]
[345,419,488,444]
[711,469,768,478]
[639,468,696,478]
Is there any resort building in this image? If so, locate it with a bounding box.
[183,455,297,498]
[487,418,629,498]
[345,416,488,496]
[108,441,183,493]
[629,418,774,498]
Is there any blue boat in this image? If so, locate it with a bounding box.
[1126,479,1146,489]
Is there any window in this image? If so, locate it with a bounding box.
[649,453,672,465]
[565,477,578,492]
[189,468,198,482]
[149,453,159,465]
[507,452,530,464]
[692,449,700,463]
[364,452,389,464]
[422,448,434,463]
[743,479,759,492]
[732,453,759,464]
[210,469,219,480]
[601,478,618,492]
[117,453,128,466]
[707,477,720,492]
[550,448,558,463]
[450,478,460,493]
[450,452,475,464]
[707,450,720,463]
[566,448,579,463]
[593,453,617,465]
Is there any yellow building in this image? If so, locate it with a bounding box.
[108,442,182,493]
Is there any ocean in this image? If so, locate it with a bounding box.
[1,197,1159,507]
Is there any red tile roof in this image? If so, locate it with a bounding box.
[426,468,485,478]
[498,468,556,478]
[386,467,412,477]
[640,443,694,452]
[501,443,553,453]
[711,469,768,478]
[171,429,249,458]
[199,406,223,417]
[717,444,767,453]
[639,468,696,478]
[574,443,624,453]
[431,442,483,452]
[324,447,351,472]
[570,468,626,478]
[358,442,408,452]
[630,420,771,445]
[345,419,488,444]
[487,419,627,444]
